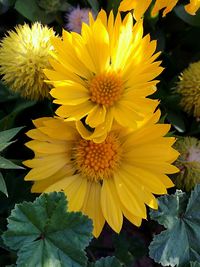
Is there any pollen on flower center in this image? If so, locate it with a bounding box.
[74,134,121,181]
[89,72,123,107]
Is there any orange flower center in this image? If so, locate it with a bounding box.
[74,134,121,181]
[89,72,123,107]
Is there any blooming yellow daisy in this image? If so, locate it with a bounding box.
[23,111,179,237]
[119,0,200,19]
[44,10,162,143]
[0,23,55,100]
[177,61,200,118]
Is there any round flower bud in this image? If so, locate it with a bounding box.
[0,23,55,100]
[174,137,200,191]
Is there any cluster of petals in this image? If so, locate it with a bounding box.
[23,10,180,237]
[119,0,200,20]
[44,10,162,142]
[23,111,179,237]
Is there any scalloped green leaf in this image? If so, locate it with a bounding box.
[3,192,93,267]
[149,185,200,266]
[89,257,122,267]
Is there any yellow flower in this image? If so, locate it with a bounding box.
[0,23,55,100]
[44,10,162,143]
[174,137,200,191]
[119,0,200,19]
[177,61,200,118]
[23,111,179,237]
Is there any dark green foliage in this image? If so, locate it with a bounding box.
[0,127,23,196]
[149,185,200,266]
[3,192,93,267]
[89,256,122,267]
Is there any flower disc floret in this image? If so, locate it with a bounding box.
[89,72,123,107]
[75,134,121,181]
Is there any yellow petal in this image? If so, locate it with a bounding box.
[51,82,89,105]
[45,174,87,212]
[31,165,74,192]
[86,105,106,128]
[24,154,68,181]
[114,172,147,218]
[101,179,123,233]
[56,101,95,120]
[81,181,105,238]
[26,140,66,154]
[121,204,142,227]
[122,164,169,194]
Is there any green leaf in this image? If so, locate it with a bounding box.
[0,0,15,6]
[106,0,121,15]
[175,5,200,27]
[89,257,122,267]
[86,0,99,13]
[0,156,23,169]
[15,0,55,24]
[113,232,146,266]
[167,110,186,133]
[190,262,200,267]
[0,99,36,131]
[0,127,23,152]
[0,172,8,196]
[149,185,200,266]
[3,192,93,267]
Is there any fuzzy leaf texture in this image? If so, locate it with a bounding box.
[88,256,122,267]
[2,192,93,267]
[149,185,200,266]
